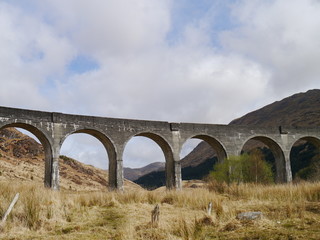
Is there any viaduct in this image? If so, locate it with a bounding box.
[0,106,319,190]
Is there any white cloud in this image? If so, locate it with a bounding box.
[0,2,75,109]
[123,136,165,168]
[39,0,171,59]
[54,40,269,123]
[60,133,109,169]
[221,0,320,98]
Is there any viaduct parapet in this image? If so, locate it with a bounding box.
[0,106,319,190]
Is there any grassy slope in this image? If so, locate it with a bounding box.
[1,181,320,239]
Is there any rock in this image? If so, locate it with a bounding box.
[236,211,262,220]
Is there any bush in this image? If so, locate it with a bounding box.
[210,150,274,184]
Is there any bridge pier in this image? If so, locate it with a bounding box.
[108,143,124,191]
[284,151,293,183]
[107,155,124,191]
[115,159,124,191]
[44,149,60,190]
[173,158,182,190]
[51,155,60,190]
[165,155,182,190]
[171,131,182,190]
[108,157,117,190]
[44,138,61,190]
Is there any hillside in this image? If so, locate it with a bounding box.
[134,142,218,189]
[134,89,320,188]
[124,162,165,181]
[124,141,215,182]
[0,128,140,191]
[230,89,320,126]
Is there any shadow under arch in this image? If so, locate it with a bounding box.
[289,136,320,180]
[124,132,176,189]
[60,129,117,190]
[291,136,320,149]
[182,135,227,163]
[0,123,53,188]
[241,136,286,183]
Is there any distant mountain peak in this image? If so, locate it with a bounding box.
[124,162,165,181]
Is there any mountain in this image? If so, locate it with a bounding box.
[134,89,320,188]
[0,128,140,191]
[230,89,320,126]
[124,141,215,181]
[124,162,165,181]
[133,142,218,189]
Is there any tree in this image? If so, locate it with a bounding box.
[210,154,247,185]
[210,150,274,184]
[242,149,274,184]
[295,153,320,181]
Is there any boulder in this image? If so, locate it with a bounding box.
[236,211,262,220]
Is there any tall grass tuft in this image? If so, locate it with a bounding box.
[175,217,195,240]
[22,187,41,230]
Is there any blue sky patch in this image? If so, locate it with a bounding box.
[166,0,212,45]
[166,0,237,48]
[67,55,100,74]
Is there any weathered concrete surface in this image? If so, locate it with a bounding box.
[0,106,319,190]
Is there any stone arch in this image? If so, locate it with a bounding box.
[289,136,320,180]
[290,136,320,150]
[123,132,177,189]
[0,122,54,188]
[60,128,118,190]
[181,134,227,163]
[241,136,287,183]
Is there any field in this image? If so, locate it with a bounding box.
[1,181,320,240]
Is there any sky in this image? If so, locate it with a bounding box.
[1,0,320,169]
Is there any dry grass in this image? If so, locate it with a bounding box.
[1,180,320,239]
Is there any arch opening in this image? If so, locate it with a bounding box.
[60,129,115,191]
[0,124,52,187]
[241,137,285,183]
[123,133,173,190]
[180,135,227,185]
[290,136,320,182]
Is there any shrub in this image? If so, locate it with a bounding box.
[210,151,274,184]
